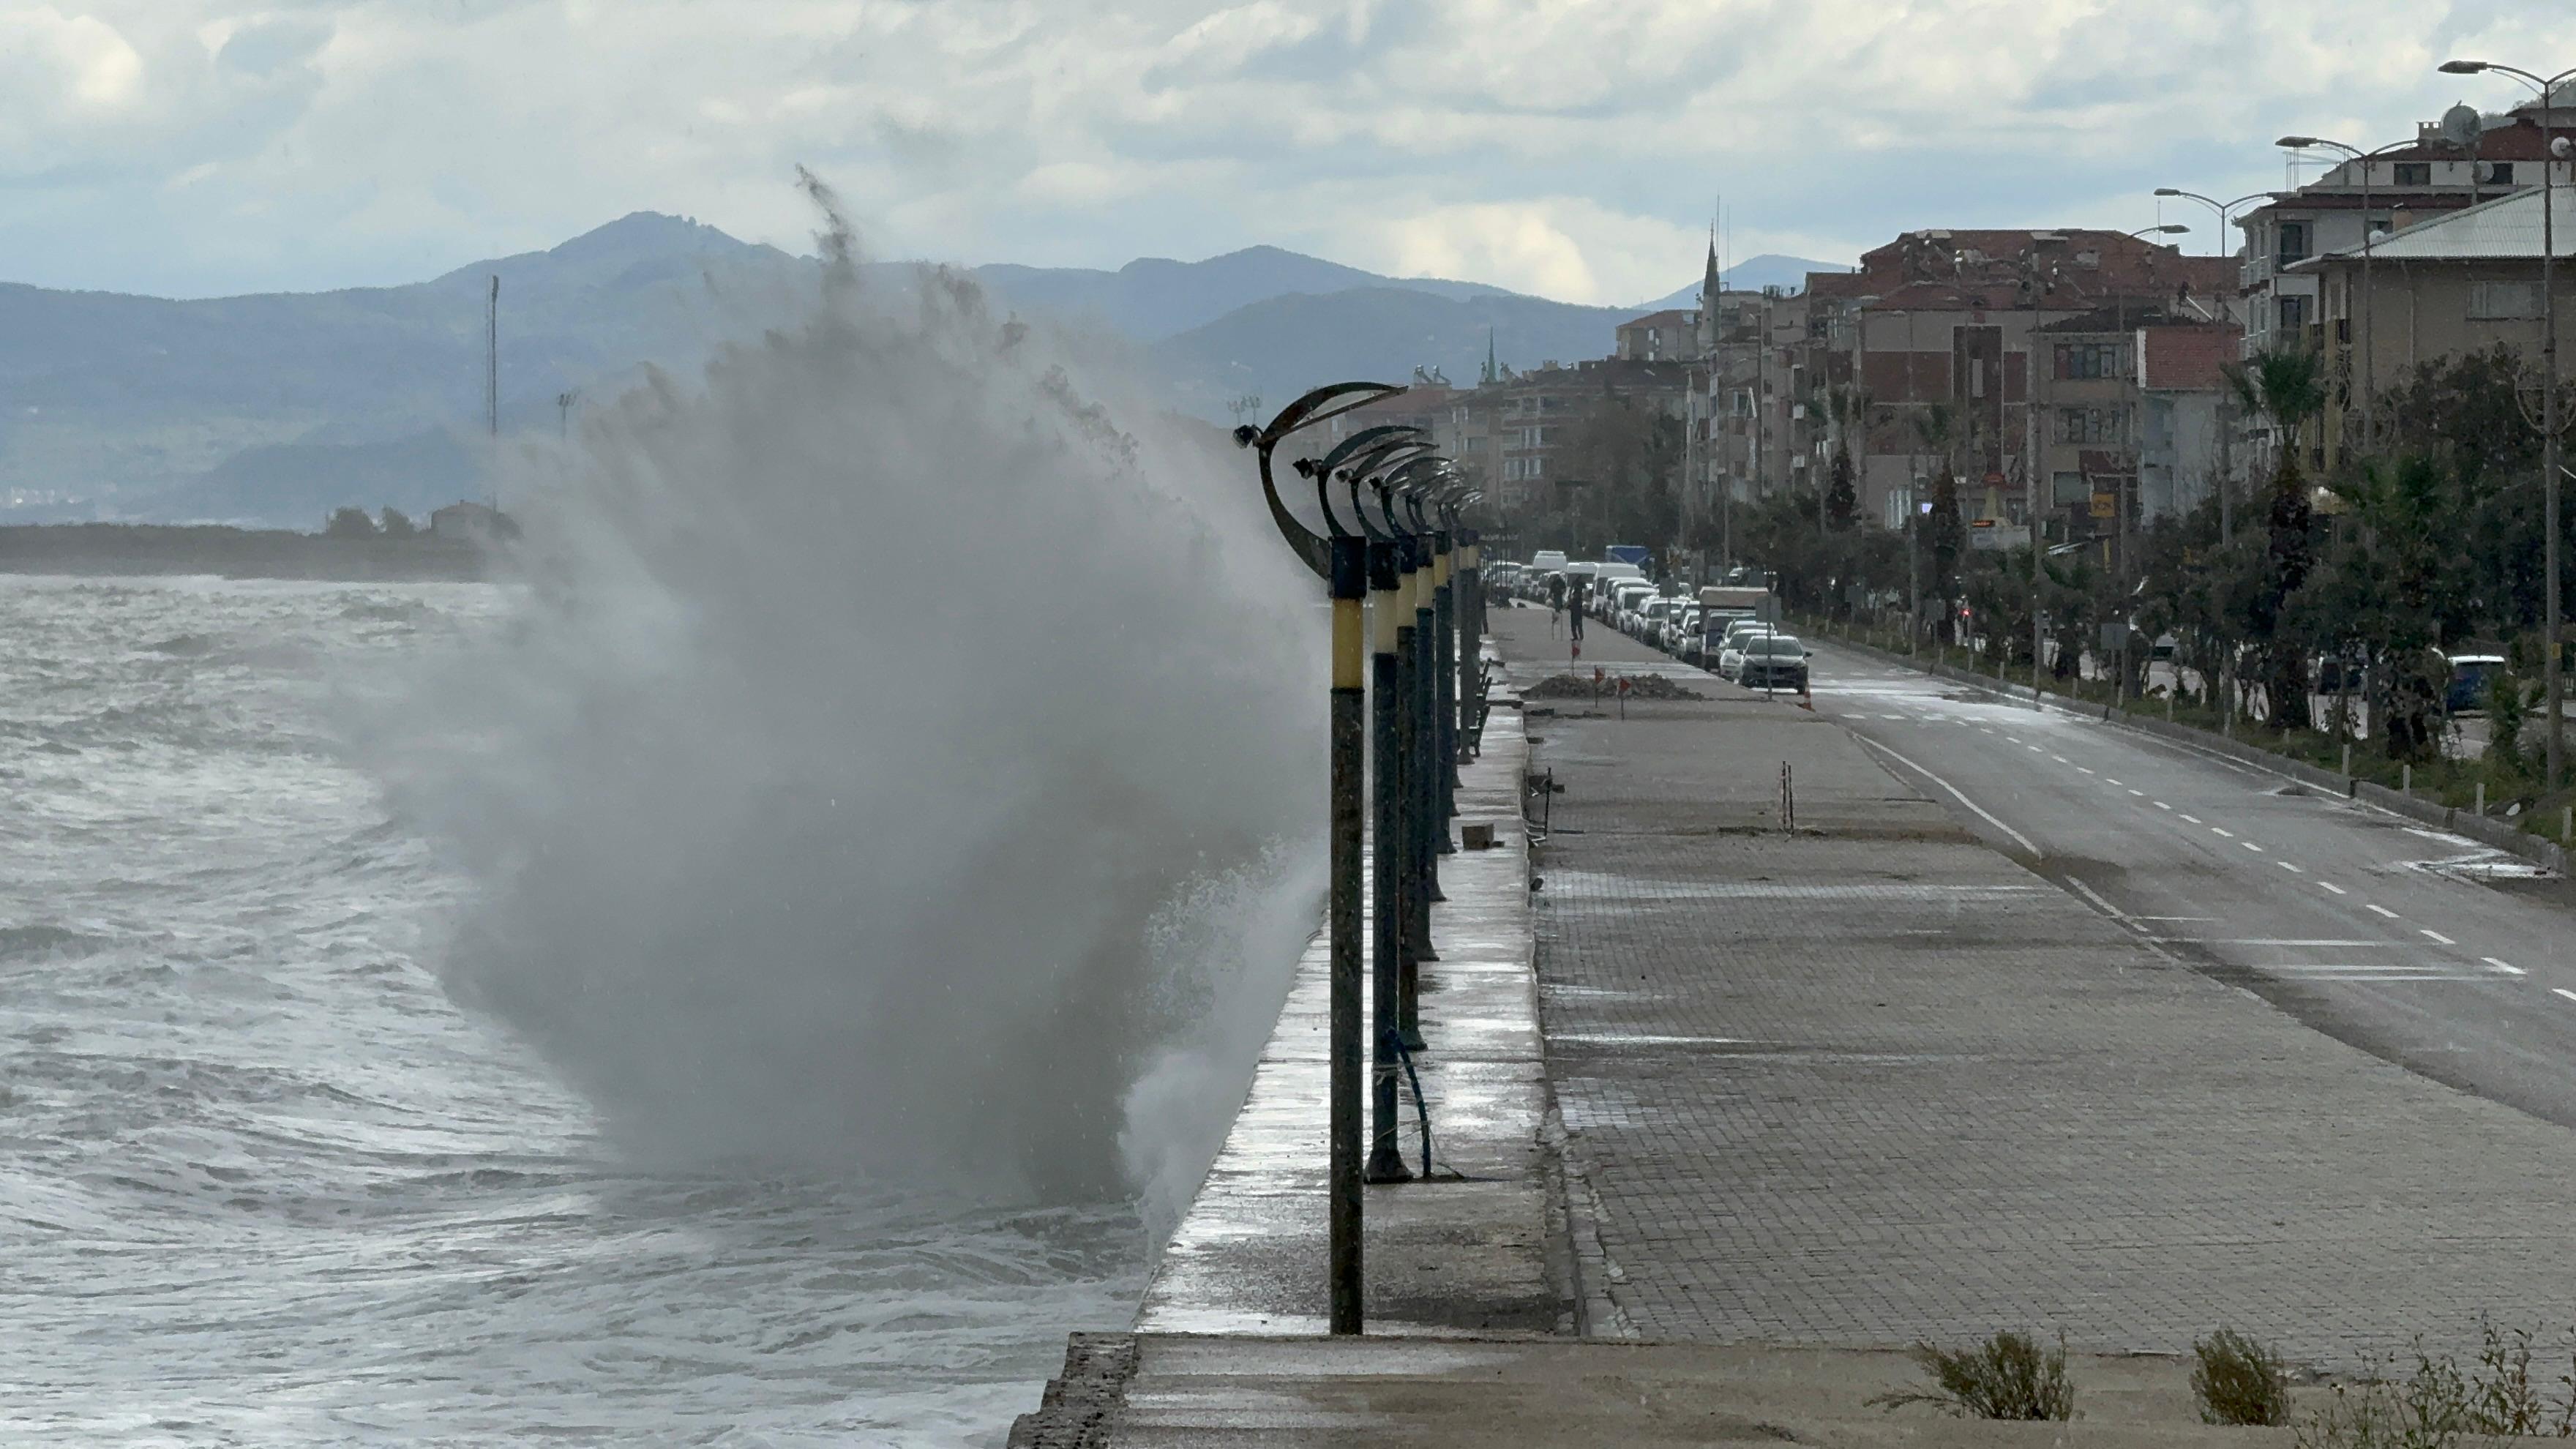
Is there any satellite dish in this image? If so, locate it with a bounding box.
[2441,102,2482,149]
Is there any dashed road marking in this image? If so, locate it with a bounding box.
[2105,778,2123,786]
[2154,801,2172,810]
[2554,988,2576,1005]
[2420,929,2456,945]
[2319,882,2348,894]
[2488,958,2526,976]
[2242,841,2264,852]
[2367,904,2399,918]
[2279,861,2304,873]
[2211,826,2234,838]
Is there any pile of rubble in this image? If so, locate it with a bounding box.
[1525,672,1706,701]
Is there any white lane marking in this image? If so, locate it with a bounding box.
[2241,840,2264,852]
[2051,754,2070,763]
[1979,727,1996,735]
[2026,745,2045,754]
[2154,801,2172,810]
[2127,789,2146,797]
[2367,904,2399,918]
[2420,929,2455,945]
[2105,778,2123,787]
[2487,958,2526,976]
[2318,882,2347,894]
[2077,766,2096,776]
[2131,916,2218,921]
[2159,938,2391,947]
[2180,813,2203,823]
[2279,861,2304,873]
[2269,967,2491,981]
[1855,736,2043,858]
[1879,713,1905,720]
[2062,877,2131,921]
[2555,988,2576,1005]
[2211,826,2234,838]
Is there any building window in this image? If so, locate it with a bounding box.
[2277,294,2310,334]
[2055,342,2119,380]
[2482,161,2517,186]
[2051,471,2089,506]
[2056,406,2124,444]
[1527,455,1543,479]
[2276,221,2310,267]
[2393,161,2430,187]
[2470,281,2542,319]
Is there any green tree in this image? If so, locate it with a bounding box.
[380,507,418,538]
[2224,349,2326,728]
[323,506,378,539]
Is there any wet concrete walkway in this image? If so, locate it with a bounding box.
[1133,703,1560,1337]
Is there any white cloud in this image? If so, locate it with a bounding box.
[2,0,2575,300]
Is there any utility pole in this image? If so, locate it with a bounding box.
[557,390,577,440]
[486,274,501,511]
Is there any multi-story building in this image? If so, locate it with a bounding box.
[1615,309,1700,362]
[2237,97,2576,364]
[1810,230,2235,539]
[2291,184,2576,469]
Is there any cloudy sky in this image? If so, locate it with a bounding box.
[7,0,2575,304]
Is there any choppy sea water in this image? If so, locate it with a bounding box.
[0,576,1145,1448]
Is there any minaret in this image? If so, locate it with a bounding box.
[1482,326,1499,386]
[1696,225,1721,354]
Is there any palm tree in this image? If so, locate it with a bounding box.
[2222,348,2328,730]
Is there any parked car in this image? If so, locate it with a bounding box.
[1715,619,1775,678]
[1734,634,1811,692]
[2445,652,2508,714]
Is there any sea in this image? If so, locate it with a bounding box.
[0,575,1150,1448]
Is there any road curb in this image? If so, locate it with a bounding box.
[1812,626,2567,876]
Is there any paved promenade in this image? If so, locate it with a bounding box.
[1495,604,2576,1363]
[1016,599,2576,1445]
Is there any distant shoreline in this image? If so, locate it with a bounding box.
[0,525,493,583]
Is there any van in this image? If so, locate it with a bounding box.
[1529,550,1569,574]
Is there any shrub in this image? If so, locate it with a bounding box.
[2195,1327,2291,1426]
[1872,1330,2075,1421]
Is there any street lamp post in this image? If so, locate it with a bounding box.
[2152,188,2271,259]
[2442,59,2575,787]
[2274,135,2417,456]
[1238,381,1409,1334]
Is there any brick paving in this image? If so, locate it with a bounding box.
[1491,604,2576,1368]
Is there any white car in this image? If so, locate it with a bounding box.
[1715,619,1775,677]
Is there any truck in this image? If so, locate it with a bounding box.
[1694,585,1778,664]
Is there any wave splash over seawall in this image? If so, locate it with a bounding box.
[376,198,1325,1210]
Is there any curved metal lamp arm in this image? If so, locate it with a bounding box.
[1235,381,1405,577]
[1301,424,1422,538]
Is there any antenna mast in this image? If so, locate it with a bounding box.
[486,274,500,509]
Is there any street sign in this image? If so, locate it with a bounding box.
[1604,544,1651,567]
[2089,491,2116,518]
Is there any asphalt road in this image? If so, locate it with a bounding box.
[1780,634,2576,1131]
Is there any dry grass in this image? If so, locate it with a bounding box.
[1871,1330,2075,1421]
[2194,1328,2291,1426]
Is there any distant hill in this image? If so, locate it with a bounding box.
[1632,255,1851,311]
[1151,287,1634,420]
[0,211,820,524]
[0,220,1819,525]
[973,245,1519,341]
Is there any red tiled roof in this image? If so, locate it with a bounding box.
[1618,308,1696,331]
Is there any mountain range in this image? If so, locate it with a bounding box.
[0,214,1842,526]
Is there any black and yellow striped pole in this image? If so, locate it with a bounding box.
[1345,463,1419,1184]
[1238,381,1404,1333]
